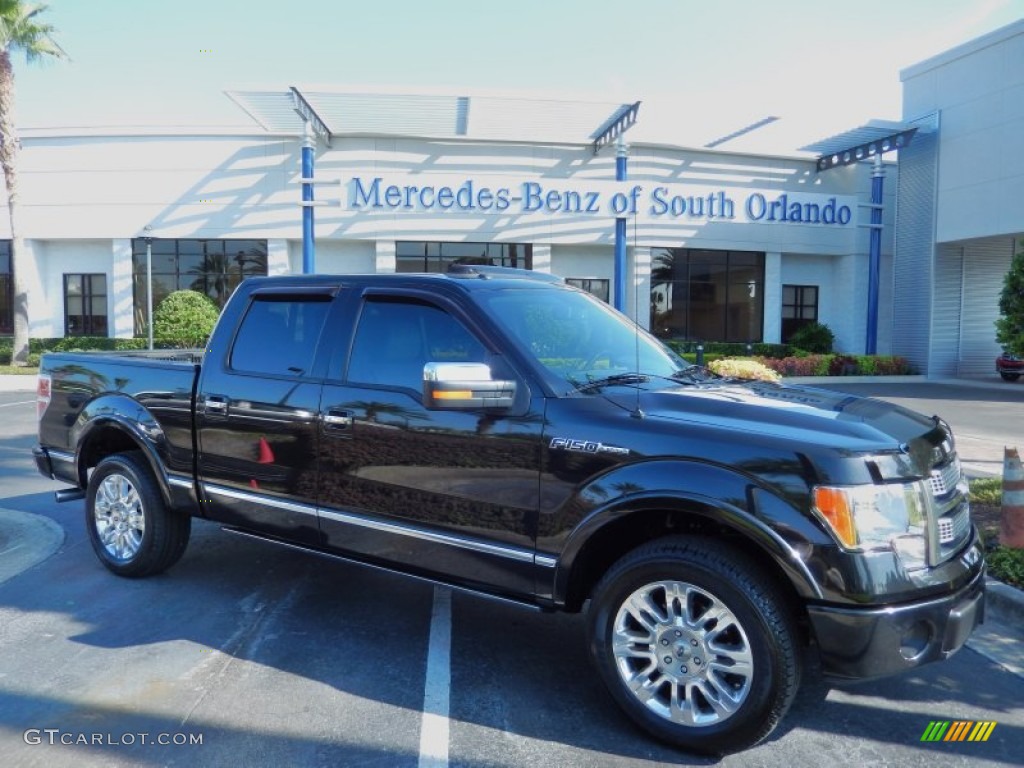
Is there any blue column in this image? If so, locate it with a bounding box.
[614,138,628,312]
[866,155,884,354]
[302,125,315,274]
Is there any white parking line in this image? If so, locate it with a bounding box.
[0,400,33,408]
[418,586,452,768]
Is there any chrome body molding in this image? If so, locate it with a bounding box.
[167,475,194,489]
[202,485,539,567]
[202,483,319,518]
[534,554,558,568]
[318,507,536,564]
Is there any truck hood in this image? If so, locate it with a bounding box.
[601,379,940,456]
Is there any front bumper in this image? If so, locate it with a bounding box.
[808,561,985,681]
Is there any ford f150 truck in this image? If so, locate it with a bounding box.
[34,267,985,754]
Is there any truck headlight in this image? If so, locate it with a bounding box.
[813,481,929,552]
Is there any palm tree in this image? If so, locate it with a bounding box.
[0,2,67,365]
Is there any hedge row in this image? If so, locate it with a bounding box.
[666,340,793,359]
[0,337,150,365]
[754,354,916,376]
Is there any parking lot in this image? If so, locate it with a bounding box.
[1,384,1022,767]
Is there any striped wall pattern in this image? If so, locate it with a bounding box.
[893,116,939,373]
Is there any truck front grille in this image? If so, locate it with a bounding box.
[928,452,971,564]
[929,459,961,497]
[938,505,970,545]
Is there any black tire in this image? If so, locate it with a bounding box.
[999,372,1020,381]
[85,452,191,578]
[587,536,800,755]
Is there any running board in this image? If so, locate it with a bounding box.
[220,526,549,612]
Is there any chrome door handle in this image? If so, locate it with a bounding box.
[203,396,228,416]
[322,409,353,429]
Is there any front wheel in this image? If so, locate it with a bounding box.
[587,536,800,755]
[86,452,191,577]
[999,372,1020,381]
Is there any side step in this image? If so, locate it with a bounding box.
[220,526,550,612]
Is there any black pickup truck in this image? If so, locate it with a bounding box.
[34,267,985,754]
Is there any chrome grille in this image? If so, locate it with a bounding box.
[938,506,970,545]
[929,457,961,496]
[928,453,971,564]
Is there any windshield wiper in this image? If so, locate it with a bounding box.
[670,366,715,383]
[574,373,650,393]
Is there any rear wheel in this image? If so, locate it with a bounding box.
[999,372,1020,381]
[587,536,800,755]
[86,452,191,577]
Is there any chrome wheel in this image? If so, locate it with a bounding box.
[612,580,754,727]
[93,472,146,561]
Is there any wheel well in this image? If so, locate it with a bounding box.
[79,426,146,485]
[563,507,810,641]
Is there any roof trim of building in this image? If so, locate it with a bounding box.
[900,18,1024,81]
[20,125,300,140]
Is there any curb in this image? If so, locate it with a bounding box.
[986,577,1024,628]
[0,376,35,393]
[0,508,65,586]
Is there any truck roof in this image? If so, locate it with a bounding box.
[240,266,567,294]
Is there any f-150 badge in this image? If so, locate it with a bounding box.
[549,437,630,456]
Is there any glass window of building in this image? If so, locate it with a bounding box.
[131,239,267,336]
[651,248,764,342]
[64,273,108,336]
[0,241,10,335]
[782,285,819,342]
[396,241,532,273]
[566,278,610,303]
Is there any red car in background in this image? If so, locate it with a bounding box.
[997,351,1024,381]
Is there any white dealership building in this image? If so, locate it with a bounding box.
[1,18,1021,375]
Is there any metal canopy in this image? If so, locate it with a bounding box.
[227,87,636,147]
[802,119,918,171]
[590,101,641,155]
[704,116,780,149]
[290,87,332,146]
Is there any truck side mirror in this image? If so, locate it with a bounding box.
[422,362,516,410]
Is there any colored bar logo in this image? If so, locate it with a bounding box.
[920,721,997,742]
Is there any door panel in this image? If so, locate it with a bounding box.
[317,295,544,597]
[196,293,331,544]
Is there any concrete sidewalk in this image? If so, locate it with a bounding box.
[0,508,64,586]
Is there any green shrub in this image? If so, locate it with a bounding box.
[872,356,915,375]
[854,355,877,375]
[153,290,221,348]
[788,322,835,354]
[828,354,858,375]
[987,547,1024,588]
[0,340,10,365]
[969,477,1002,506]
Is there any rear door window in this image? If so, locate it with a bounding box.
[231,297,331,376]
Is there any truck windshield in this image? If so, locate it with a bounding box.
[476,286,692,391]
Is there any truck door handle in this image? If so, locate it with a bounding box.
[203,396,229,417]
[322,409,353,431]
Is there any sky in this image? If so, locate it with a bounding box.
[10,0,1024,154]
